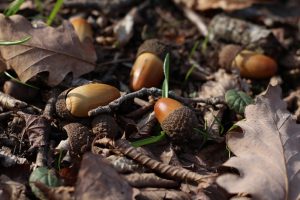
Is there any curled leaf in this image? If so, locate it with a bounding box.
[225,89,253,114]
[217,85,300,199]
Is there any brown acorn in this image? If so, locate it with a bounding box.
[219,45,278,79]
[130,39,169,91]
[154,98,198,142]
[92,114,120,139]
[55,83,120,119]
[63,122,93,159]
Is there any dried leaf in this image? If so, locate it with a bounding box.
[0,147,28,167]
[217,85,300,199]
[19,113,50,150]
[0,175,27,200]
[75,153,134,200]
[0,14,96,86]
[173,0,274,11]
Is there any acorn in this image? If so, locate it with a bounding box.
[154,98,198,142]
[55,83,120,119]
[219,45,277,79]
[130,39,169,91]
[70,17,93,42]
[92,114,120,139]
[63,122,92,159]
[3,80,38,102]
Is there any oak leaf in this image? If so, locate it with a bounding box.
[0,14,96,86]
[217,85,300,200]
[173,0,274,11]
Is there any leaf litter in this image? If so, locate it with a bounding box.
[1,0,300,200]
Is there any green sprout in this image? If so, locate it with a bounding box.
[47,0,64,26]
[0,36,31,46]
[4,0,25,17]
[162,53,170,98]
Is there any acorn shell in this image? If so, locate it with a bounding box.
[160,106,198,141]
[70,17,93,42]
[92,114,120,139]
[137,39,169,61]
[63,122,93,159]
[55,83,120,119]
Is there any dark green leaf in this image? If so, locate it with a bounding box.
[29,167,60,200]
[225,89,254,114]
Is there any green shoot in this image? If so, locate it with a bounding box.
[161,53,170,98]
[57,149,63,170]
[131,131,166,147]
[47,0,64,26]
[4,0,25,16]
[0,36,31,46]
[4,71,39,90]
[184,41,200,82]
[201,29,211,55]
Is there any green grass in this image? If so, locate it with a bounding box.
[131,131,166,147]
[47,0,64,26]
[4,71,39,90]
[162,53,170,98]
[4,0,25,16]
[184,41,200,82]
[0,36,31,46]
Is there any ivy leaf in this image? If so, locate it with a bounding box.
[29,167,60,200]
[225,89,253,114]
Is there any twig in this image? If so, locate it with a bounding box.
[181,7,208,37]
[89,87,225,116]
[43,89,60,120]
[99,138,217,184]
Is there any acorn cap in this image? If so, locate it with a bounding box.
[137,39,169,61]
[63,122,92,159]
[55,88,76,121]
[219,44,242,69]
[92,114,120,139]
[161,106,198,142]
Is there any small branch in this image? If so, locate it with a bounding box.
[43,89,60,120]
[181,7,208,37]
[99,138,217,184]
[0,91,27,109]
[89,87,225,116]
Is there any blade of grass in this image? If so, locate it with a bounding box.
[184,41,200,82]
[131,131,166,147]
[0,36,31,46]
[162,53,170,98]
[4,0,25,16]
[47,0,64,26]
[4,71,39,90]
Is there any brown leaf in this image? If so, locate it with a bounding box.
[19,112,50,150]
[75,153,134,200]
[217,85,300,199]
[173,0,274,11]
[0,14,96,86]
[0,175,27,200]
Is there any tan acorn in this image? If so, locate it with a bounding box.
[63,122,92,159]
[154,98,198,142]
[70,17,93,42]
[219,45,277,79]
[55,83,120,119]
[92,114,120,139]
[130,39,169,91]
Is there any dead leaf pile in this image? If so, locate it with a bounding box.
[0,14,97,86]
[217,85,300,199]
